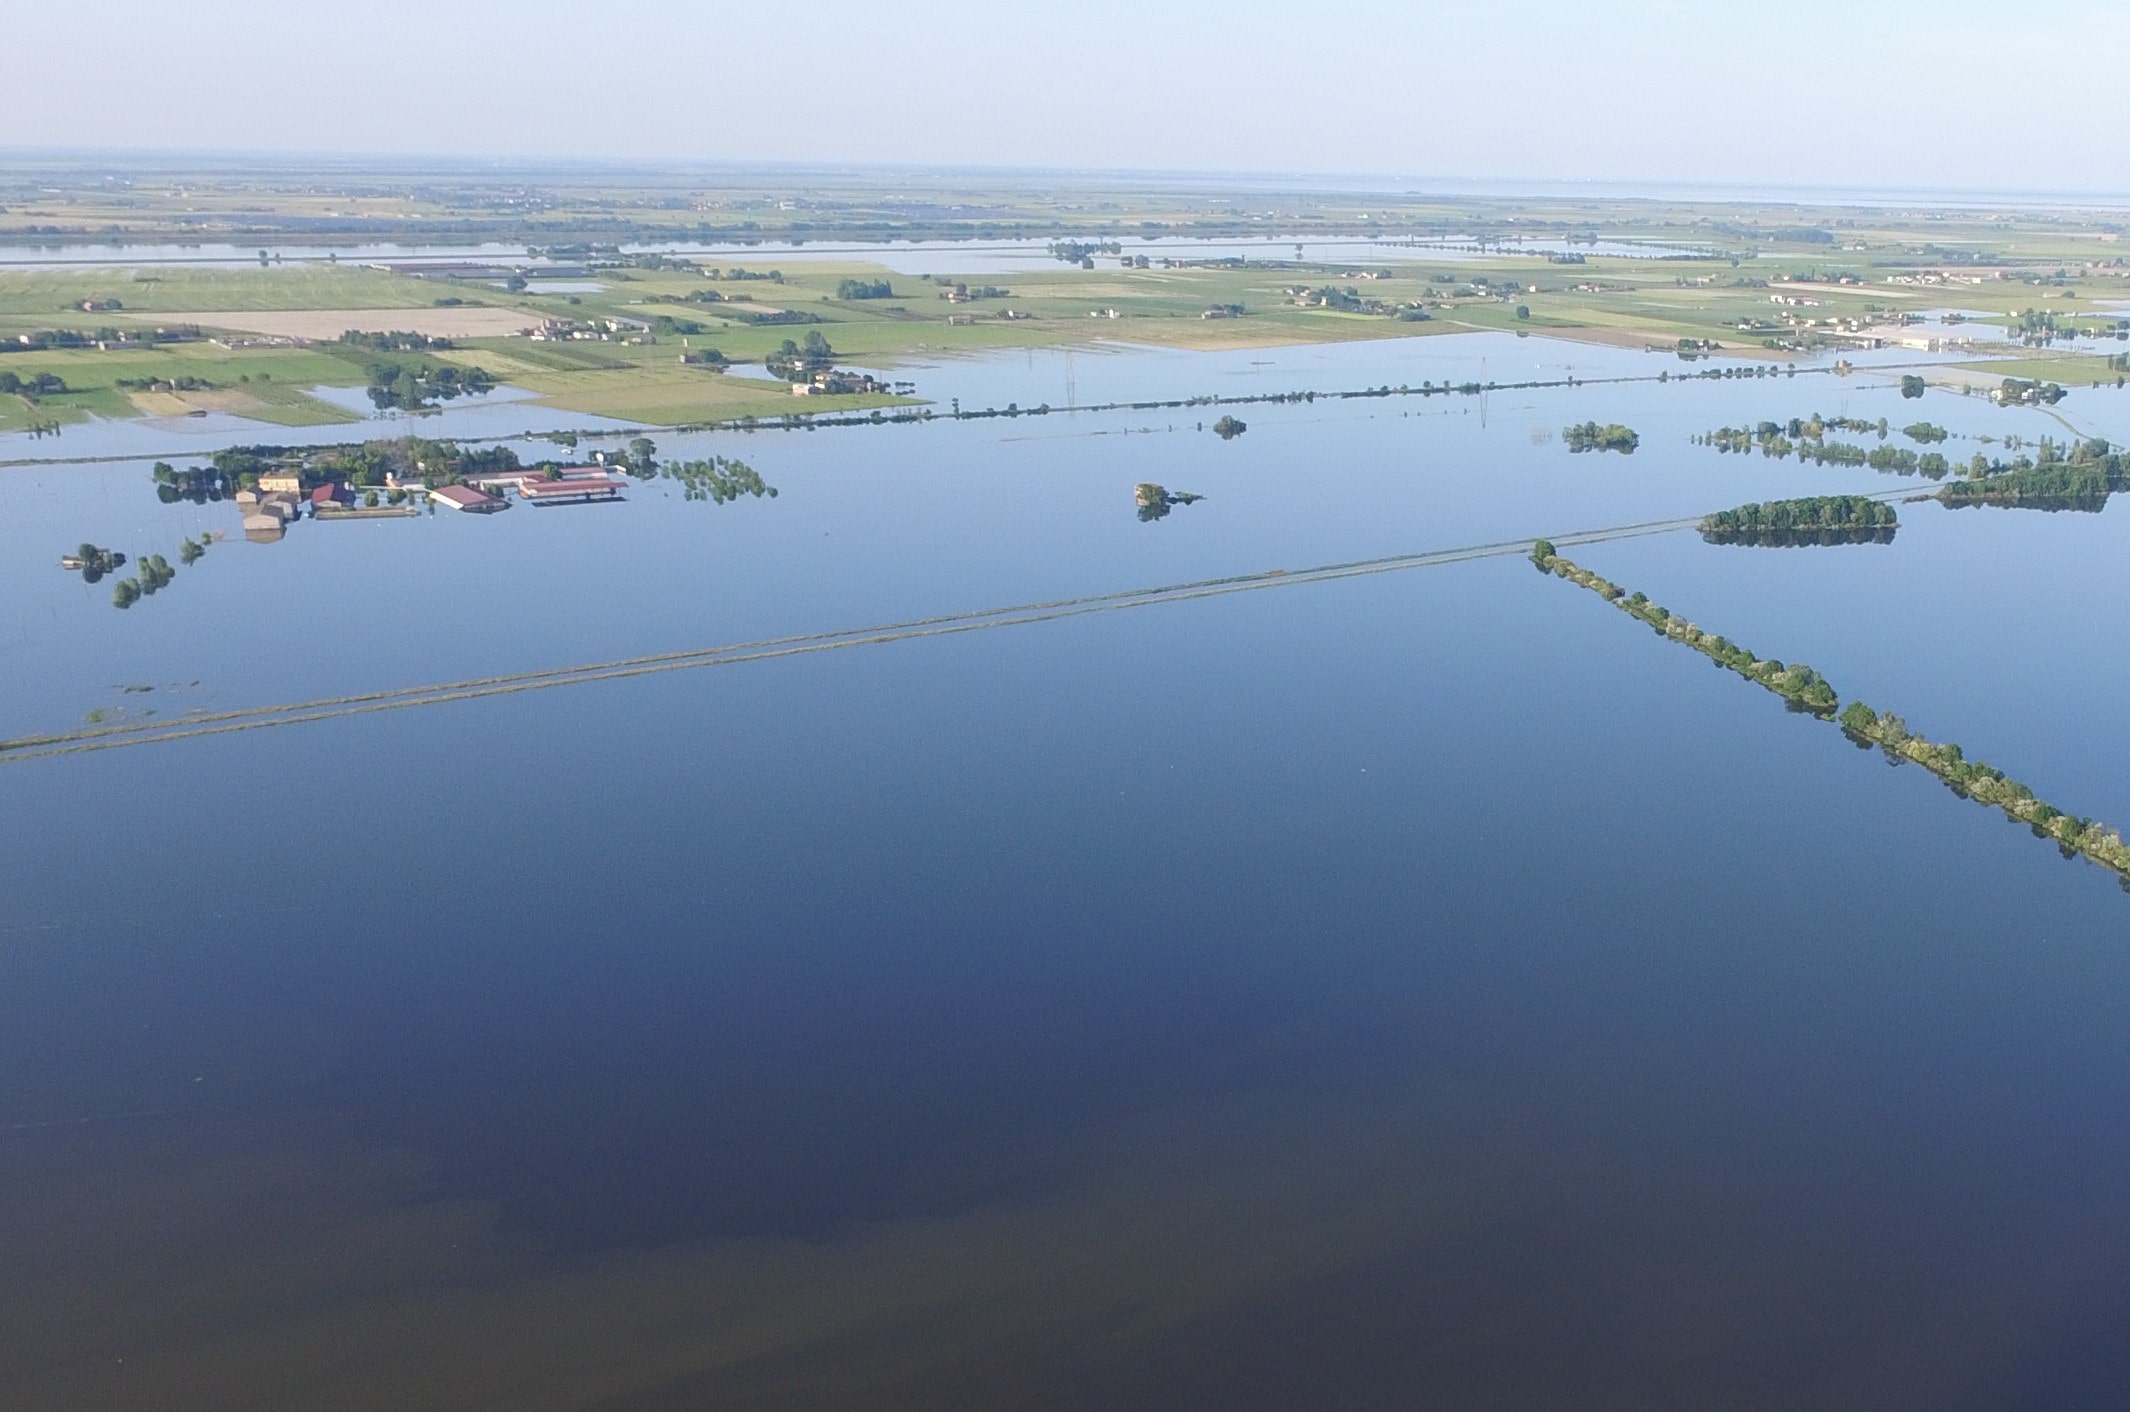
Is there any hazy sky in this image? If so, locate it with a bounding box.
[13,0,2130,191]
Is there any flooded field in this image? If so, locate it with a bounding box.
[6,329,2130,1409]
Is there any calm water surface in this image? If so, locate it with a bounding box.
[4,333,2130,1409]
[0,234,1714,276]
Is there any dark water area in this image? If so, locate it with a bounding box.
[6,334,2130,1408]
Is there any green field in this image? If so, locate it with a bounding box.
[0,264,471,318]
[1952,353,2126,387]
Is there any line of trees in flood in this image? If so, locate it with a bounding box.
[1529,538,2130,889]
[1840,703,2130,883]
[1692,415,1956,475]
[1529,541,1837,713]
[111,553,175,609]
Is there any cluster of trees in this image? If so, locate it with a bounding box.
[1903,422,1949,443]
[1901,374,1927,398]
[210,446,278,483]
[178,535,210,565]
[153,460,235,503]
[68,543,125,583]
[1693,418,1950,476]
[835,278,894,300]
[1937,435,2123,510]
[301,437,522,490]
[681,347,729,368]
[1050,240,1122,266]
[1288,284,1431,319]
[111,553,175,609]
[2007,309,2127,347]
[722,307,822,326]
[1698,415,1884,450]
[1839,703,2130,882]
[1997,378,2068,405]
[117,375,215,392]
[1876,446,1948,476]
[1938,460,2116,510]
[364,361,496,412]
[0,371,67,397]
[1212,416,1247,440]
[2,325,200,352]
[1292,285,1379,313]
[1701,496,1897,545]
[667,456,776,504]
[765,331,836,382]
[1134,482,1204,522]
[700,267,783,282]
[1562,422,1639,453]
[1530,543,1838,712]
[338,330,455,352]
[647,315,707,336]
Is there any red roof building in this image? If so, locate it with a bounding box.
[518,475,623,504]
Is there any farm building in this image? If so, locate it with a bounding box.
[518,474,623,505]
[429,484,508,513]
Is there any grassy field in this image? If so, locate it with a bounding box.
[0,264,494,318]
[1950,353,2126,386]
[0,343,378,431]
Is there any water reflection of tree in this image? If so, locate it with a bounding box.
[1700,526,1898,547]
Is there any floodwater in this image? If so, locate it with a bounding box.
[6,331,2130,1410]
[0,233,1714,276]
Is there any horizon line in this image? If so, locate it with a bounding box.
[6,147,2130,211]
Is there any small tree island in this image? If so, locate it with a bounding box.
[1699,496,1897,546]
[1563,422,1639,454]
